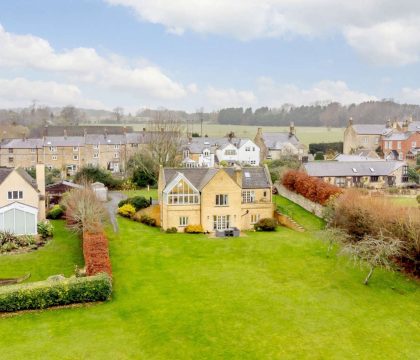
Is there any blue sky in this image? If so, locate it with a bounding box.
[1,0,420,112]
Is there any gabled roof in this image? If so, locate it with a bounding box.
[84,134,126,145]
[162,167,271,191]
[0,167,39,191]
[44,136,84,147]
[0,138,43,149]
[183,137,256,153]
[304,160,405,177]
[351,124,385,135]
[408,121,420,132]
[334,154,383,162]
[261,132,300,149]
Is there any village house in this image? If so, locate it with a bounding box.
[254,123,308,162]
[0,137,43,168]
[0,164,45,235]
[303,160,409,188]
[181,137,260,167]
[343,117,420,159]
[158,166,274,233]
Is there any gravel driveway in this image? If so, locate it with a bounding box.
[106,191,127,232]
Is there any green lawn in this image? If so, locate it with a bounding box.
[123,187,158,200]
[274,195,325,231]
[1,218,419,359]
[387,196,419,208]
[0,221,83,282]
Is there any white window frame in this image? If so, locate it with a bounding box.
[213,215,230,230]
[179,216,189,227]
[412,141,416,148]
[251,214,260,224]
[397,141,401,150]
[242,190,255,203]
[166,178,200,205]
[93,144,99,150]
[215,194,228,206]
[93,153,99,159]
[73,146,79,152]
[114,152,119,158]
[73,155,79,161]
[114,144,120,150]
[49,146,57,152]
[52,155,58,161]
[7,191,23,200]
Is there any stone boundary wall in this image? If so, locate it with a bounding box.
[275,184,325,218]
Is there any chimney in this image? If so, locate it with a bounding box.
[257,127,262,136]
[402,119,409,132]
[64,129,67,140]
[161,127,164,132]
[22,132,26,141]
[104,128,108,139]
[234,165,242,187]
[123,126,127,135]
[348,117,353,126]
[289,121,295,136]
[43,125,48,138]
[386,118,391,128]
[36,164,46,221]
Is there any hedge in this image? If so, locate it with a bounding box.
[282,170,342,205]
[83,232,112,276]
[0,273,112,312]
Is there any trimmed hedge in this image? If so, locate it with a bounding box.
[254,218,278,231]
[0,273,112,312]
[118,196,150,211]
[282,170,342,205]
[83,232,112,276]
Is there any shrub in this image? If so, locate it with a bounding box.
[83,232,112,276]
[185,224,204,234]
[47,204,64,219]
[282,170,342,205]
[0,273,112,312]
[417,194,420,204]
[0,232,39,253]
[137,215,157,227]
[61,187,108,234]
[37,221,54,239]
[254,218,278,231]
[166,227,178,234]
[314,152,325,160]
[119,196,150,211]
[117,204,136,218]
[74,166,122,189]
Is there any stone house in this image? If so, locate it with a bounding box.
[303,160,409,188]
[254,124,308,162]
[0,164,45,234]
[158,166,274,233]
[0,138,43,168]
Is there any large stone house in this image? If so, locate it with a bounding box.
[254,124,308,162]
[181,137,260,167]
[0,164,45,235]
[343,117,420,160]
[303,160,409,188]
[158,166,274,233]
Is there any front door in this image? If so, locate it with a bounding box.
[213,215,230,230]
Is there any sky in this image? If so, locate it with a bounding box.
[1,0,420,112]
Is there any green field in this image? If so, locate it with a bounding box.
[387,196,419,207]
[101,123,344,146]
[123,187,158,200]
[1,215,419,359]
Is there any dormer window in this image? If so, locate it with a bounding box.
[352,168,357,173]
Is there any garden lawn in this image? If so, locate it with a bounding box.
[387,196,418,207]
[274,194,325,231]
[0,221,83,282]
[124,188,158,201]
[0,218,419,359]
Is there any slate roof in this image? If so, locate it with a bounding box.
[304,160,405,177]
[84,134,126,145]
[29,126,133,137]
[351,124,385,135]
[183,137,255,153]
[408,121,420,132]
[0,168,13,184]
[162,166,271,191]
[382,132,411,141]
[15,168,39,190]
[261,132,300,149]
[334,154,383,162]
[1,138,44,149]
[44,136,85,147]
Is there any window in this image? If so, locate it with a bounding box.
[114,152,119,158]
[370,176,379,182]
[93,153,99,159]
[213,215,230,230]
[183,149,190,158]
[402,166,409,183]
[114,144,120,149]
[215,194,228,206]
[73,146,78,152]
[335,177,346,187]
[179,216,189,227]
[8,157,13,164]
[7,191,23,200]
[224,149,236,156]
[251,214,260,224]
[364,137,368,143]
[252,147,255,151]
[8,148,13,154]
[30,148,36,153]
[412,141,417,148]
[93,144,99,150]
[263,191,267,197]
[250,160,256,165]
[397,141,401,150]
[374,138,379,145]
[242,190,255,203]
[167,179,199,205]
[73,155,78,161]
[49,146,57,152]
[131,143,138,147]
[203,150,210,156]
[52,155,58,161]
[388,141,393,150]
[245,147,250,151]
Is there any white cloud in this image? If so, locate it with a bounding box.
[0,77,104,108]
[399,87,420,104]
[105,0,420,65]
[205,87,257,108]
[0,24,186,100]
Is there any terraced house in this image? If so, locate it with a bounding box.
[0,127,153,176]
[158,166,274,233]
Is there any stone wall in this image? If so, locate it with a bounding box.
[275,184,325,218]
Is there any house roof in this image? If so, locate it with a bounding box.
[261,132,300,149]
[44,136,85,147]
[408,121,420,132]
[334,154,383,162]
[84,134,126,145]
[29,125,133,137]
[183,137,256,153]
[1,138,44,149]
[382,131,411,141]
[162,166,271,191]
[0,168,13,184]
[303,160,405,177]
[0,167,38,191]
[351,124,385,135]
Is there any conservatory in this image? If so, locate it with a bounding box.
[0,202,38,235]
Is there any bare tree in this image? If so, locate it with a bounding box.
[113,107,124,123]
[340,233,405,285]
[59,105,81,126]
